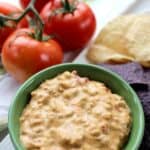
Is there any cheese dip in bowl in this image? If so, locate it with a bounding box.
[8,63,144,150]
[20,71,131,150]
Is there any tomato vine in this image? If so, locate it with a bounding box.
[0,0,44,41]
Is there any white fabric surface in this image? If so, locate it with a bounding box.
[2,0,149,149]
[0,75,20,118]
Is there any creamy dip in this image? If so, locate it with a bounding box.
[20,71,132,150]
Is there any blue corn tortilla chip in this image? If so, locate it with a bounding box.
[101,62,149,85]
[99,62,150,150]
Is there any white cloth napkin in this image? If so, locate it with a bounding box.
[0,75,20,131]
[0,0,138,149]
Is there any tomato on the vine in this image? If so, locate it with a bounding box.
[40,0,96,51]
[0,2,28,51]
[20,0,50,14]
[2,29,63,83]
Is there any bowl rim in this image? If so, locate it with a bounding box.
[8,63,145,150]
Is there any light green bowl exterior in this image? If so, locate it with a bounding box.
[8,63,145,150]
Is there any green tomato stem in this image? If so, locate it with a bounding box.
[64,0,71,11]
[30,6,44,41]
[62,0,76,13]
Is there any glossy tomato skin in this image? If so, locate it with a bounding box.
[17,17,29,29]
[20,0,50,13]
[0,2,28,51]
[40,1,96,51]
[2,29,63,83]
[0,2,20,14]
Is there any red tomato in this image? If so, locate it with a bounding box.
[2,29,63,83]
[0,2,28,51]
[40,0,96,51]
[17,17,29,29]
[20,0,50,14]
[0,2,22,14]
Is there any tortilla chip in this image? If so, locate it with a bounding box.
[87,14,150,67]
[87,44,133,63]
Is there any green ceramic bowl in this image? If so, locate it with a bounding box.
[8,63,144,150]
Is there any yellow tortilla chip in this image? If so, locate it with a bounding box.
[87,14,150,67]
[87,44,133,63]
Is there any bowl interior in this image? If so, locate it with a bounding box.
[8,63,144,150]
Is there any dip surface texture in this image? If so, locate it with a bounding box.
[20,71,132,150]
